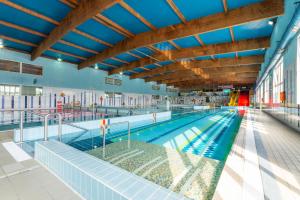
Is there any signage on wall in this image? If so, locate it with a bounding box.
[166,87,178,92]
[152,85,160,90]
[105,77,122,86]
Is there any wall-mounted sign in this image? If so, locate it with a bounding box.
[152,85,160,90]
[166,87,178,92]
[105,77,122,86]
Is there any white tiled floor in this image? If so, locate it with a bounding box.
[0,131,82,200]
[214,109,300,200]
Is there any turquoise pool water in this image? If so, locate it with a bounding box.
[62,108,243,161]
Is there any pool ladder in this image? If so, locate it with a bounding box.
[101,121,131,158]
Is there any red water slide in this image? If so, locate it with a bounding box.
[238,91,250,106]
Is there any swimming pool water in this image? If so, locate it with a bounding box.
[62,109,243,161]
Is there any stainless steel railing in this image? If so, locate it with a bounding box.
[101,121,130,158]
[44,113,62,141]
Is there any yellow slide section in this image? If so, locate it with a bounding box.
[228,91,239,106]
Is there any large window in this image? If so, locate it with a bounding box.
[273,59,283,104]
[297,36,300,104]
[264,76,270,104]
[0,84,20,96]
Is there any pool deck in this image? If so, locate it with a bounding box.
[0,131,82,200]
[213,109,300,200]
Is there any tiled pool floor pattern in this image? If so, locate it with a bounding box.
[88,141,223,200]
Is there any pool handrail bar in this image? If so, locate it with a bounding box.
[101,120,131,158]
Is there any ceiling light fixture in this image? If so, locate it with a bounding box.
[268,20,274,26]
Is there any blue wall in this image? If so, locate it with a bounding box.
[0,49,177,96]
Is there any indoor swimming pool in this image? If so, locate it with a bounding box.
[57,108,243,161]
[19,108,243,200]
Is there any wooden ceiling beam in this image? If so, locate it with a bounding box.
[130,55,263,79]
[79,0,283,69]
[111,37,268,75]
[166,0,187,24]
[163,70,259,85]
[31,0,119,60]
[174,79,256,88]
[146,65,259,82]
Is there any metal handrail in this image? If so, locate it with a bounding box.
[19,110,48,143]
[44,113,62,141]
[63,122,89,132]
[101,120,130,158]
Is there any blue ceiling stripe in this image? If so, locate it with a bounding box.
[115,53,138,62]
[103,58,123,66]
[2,40,33,52]
[77,19,125,45]
[0,4,55,34]
[173,0,224,21]
[98,64,112,71]
[199,28,232,45]
[124,0,181,28]
[51,43,94,58]
[154,41,176,51]
[214,52,236,59]
[158,60,174,66]
[133,68,144,72]
[134,47,154,56]
[62,32,108,52]
[173,36,200,48]
[144,64,157,69]
[0,25,43,44]
[102,4,150,34]
[9,0,70,21]
[195,56,212,61]
[43,50,82,63]
[238,49,266,57]
[233,19,274,41]
[227,0,263,10]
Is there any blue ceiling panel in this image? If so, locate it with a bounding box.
[158,60,174,66]
[115,53,139,62]
[0,4,56,34]
[77,19,125,45]
[124,71,132,76]
[103,58,123,66]
[133,68,144,73]
[51,43,93,58]
[43,50,82,63]
[173,0,224,21]
[2,40,33,52]
[214,52,236,59]
[102,4,150,34]
[98,64,112,71]
[124,0,181,28]
[0,25,43,44]
[62,32,108,52]
[144,64,157,69]
[233,19,273,41]
[173,36,200,48]
[227,0,263,10]
[9,0,70,21]
[133,47,154,57]
[238,49,266,57]
[154,41,176,51]
[199,28,232,45]
[195,56,212,61]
